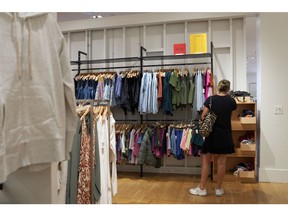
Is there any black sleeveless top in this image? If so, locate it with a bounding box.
[202,95,237,154]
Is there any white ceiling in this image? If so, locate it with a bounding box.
[57,12,142,22]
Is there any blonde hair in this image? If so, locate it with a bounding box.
[217,79,231,93]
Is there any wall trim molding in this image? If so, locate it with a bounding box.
[259,168,288,183]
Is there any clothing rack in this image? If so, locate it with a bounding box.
[71,42,214,179]
[76,99,110,204]
[139,43,214,179]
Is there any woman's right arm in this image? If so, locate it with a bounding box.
[201,106,209,120]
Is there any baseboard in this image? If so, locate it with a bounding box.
[117,164,202,175]
[259,168,288,183]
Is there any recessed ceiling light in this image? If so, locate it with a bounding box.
[91,15,103,19]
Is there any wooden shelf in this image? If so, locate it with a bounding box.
[227,148,255,157]
[213,171,256,183]
[213,172,240,182]
[231,121,256,130]
[235,101,256,105]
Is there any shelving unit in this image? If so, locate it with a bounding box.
[213,98,257,182]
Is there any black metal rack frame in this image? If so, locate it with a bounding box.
[71,42,213,74]
[71,42,214,178]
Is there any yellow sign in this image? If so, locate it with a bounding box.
[190,33,207,54]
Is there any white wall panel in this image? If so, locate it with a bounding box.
[258,13,288,183]
[70,32,86,61]
[211,19,230,48]
[166,23,185,55]
[213,47,232,87]
[187,21,209,54]
[106,28,123,59]
[146,25,163,50]
[91,30,104,60]
[125,26,143,57]
[232,18,246,90]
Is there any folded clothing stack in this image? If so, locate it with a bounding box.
[231,161,254,177]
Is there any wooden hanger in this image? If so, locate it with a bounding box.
[80,106,90,121]
[101,106,108,123]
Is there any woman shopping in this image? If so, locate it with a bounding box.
[190,79,237,197]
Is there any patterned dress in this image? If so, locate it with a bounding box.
[76,115,92,204]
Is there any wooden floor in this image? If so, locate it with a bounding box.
[113,172,288,204]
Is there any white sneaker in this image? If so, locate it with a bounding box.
[215,188,224,197]
[189,186,207,196]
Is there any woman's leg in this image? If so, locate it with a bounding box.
[199,153,213,189]
[216,154,227,189]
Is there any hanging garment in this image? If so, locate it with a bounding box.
[66,119,81,204]
[57,161,68,204]
[83,81,90,99]
[132,129,142,164]
[115,133,121,164]
[169,70,181,110]
[96,114,117,204]
[76,116,92,204]
[90,80,97,100]
[162,71,173,115]
[180,75,188,106]
[92,112,101,203]
[95,77,104,100]
[157,72,163,109]
[119,75,141,115]
[175,129,185,160]
[196,70,205,111]
[151,72,158,114]
[128,129,136,164]
[76,80,84,99]
[127,75,141,115]
[109,115,118,197]
[138,72,153,114]
[192,70,204,120]
[187,74,195,104]
[205,69,214,99]
[0,13,78,184]
[115,75,123,106]
[166,126,172,156]
[110,76,117,107]
[180,128,190,152]
[191,125,204,157]
[138,127,156,167]
[170,128,177,156]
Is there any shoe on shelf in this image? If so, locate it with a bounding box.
[189,186,207,196]
[215,188,224,197]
